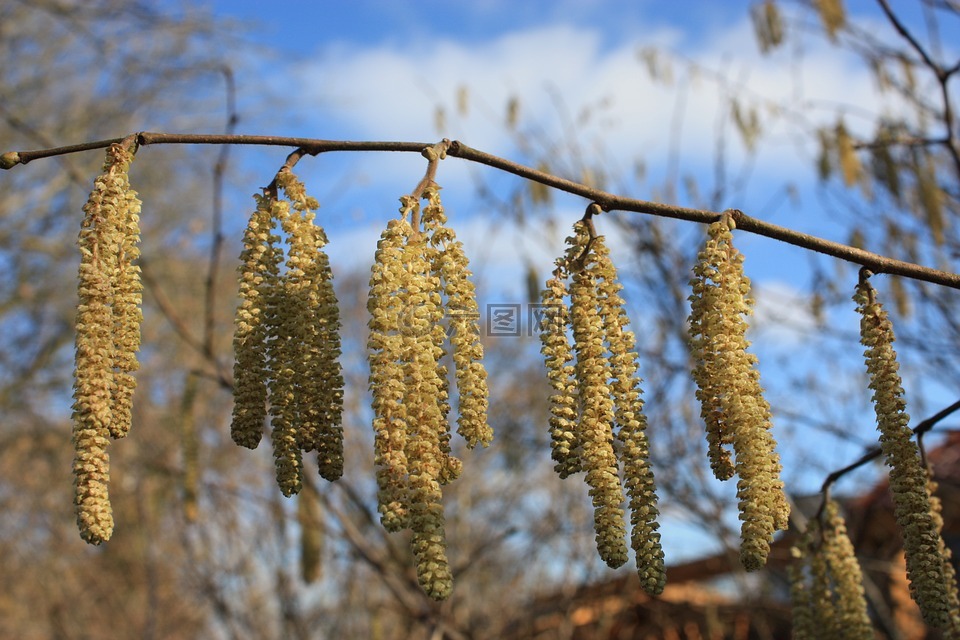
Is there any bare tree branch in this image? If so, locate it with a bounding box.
[4,132,959,289]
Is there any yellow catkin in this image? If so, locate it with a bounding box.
[368,213,415,531]
[788,542,816,640]
[402,221,455,600]
[822,500,874,638]
[927,473,960,634]
[231,193,281,449]
[109,146,142,440]
[275,171,344,481]
[688,227,735,481]
[593,235,665,595]
[265,198,304,497]
[855,277,951,628]
[298,479,324,584]
[688,215,788,571]
[538,264,582,478]
[568,221,629,569]
[422,186,492,449]
[815,0,846,39]
[72,142,141,543]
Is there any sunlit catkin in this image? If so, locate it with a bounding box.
[822,500,874,638]
[109,147,143,440]
[275,170,344,481]
[368,213,415,531]
[72,142,141,543]
[855,275,952,628]
[265,198,304,497]
[231,192,281,449]
[539,265,581,478]
[568,221,629,569]
[422,186,492,449]
[788,542,816,640]
[688,214,788,571]
[593,234,664,595]
[926,473,960,633]
[402,220,455,599]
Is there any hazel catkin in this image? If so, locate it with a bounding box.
[687,214,788,571]
[72,142,142,544]
[230,169,344,496]
[855,275,952,628]
[593,234,664,595]
[231,192,281,450]
[539,265,581,478]
[567,221,629,569]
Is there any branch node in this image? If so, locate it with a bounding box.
[0,151,21,170]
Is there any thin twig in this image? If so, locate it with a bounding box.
[4,132,960,289]
[816,398,960,519]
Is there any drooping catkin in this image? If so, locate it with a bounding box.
[539,265,582,478]
[298,478,324,584]
[926,472,960,634]
[231,170,344,493]
[789,501,875,639]
[422,185,492,449]
[110,151,143,440]
[368,214,415,532]
[231,192,281,449]
[401,214,455,600]
[567,221,629,569]
[593,234,664,595]
[855,275,952,628]
[366,182,491,600]
[788,542,816,640]
[275,170,344,481]
[822,500,874,638]
[72,142,142,544]
[687,214,788,571]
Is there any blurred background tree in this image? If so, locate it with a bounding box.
[1,1,959,638]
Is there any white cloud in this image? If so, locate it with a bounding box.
[749,279,819,348]
[294,15,895,189]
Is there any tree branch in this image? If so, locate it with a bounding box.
[819,397,960,494]
[4,132,960,289]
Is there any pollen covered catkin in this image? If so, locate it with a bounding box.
[232,193,280,449]
[593,234,664,595]
[368,214,415,532]
[789,501,874,639]
[822,500,874,638]
[687,214,788,571]
[539,265,581,478]
[265,197,304,497]
[231,169,344,495]
[855,276,952,628]
[275,171,344,482]
[72,142,142,544]
[422,186,491,449]
[567,221,629,569]
[366,182,490,600]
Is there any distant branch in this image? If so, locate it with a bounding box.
[4,132,960,289]
[818,397,960,498]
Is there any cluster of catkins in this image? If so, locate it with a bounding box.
[367,183,491,601]
[72,142,143,544]
[852,274,960,630]
[789,500,874,639]
[231,169,344,496]
[539,218,665,596]
[687,214,789,571]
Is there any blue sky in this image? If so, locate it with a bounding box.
[185,1,960,562]
[192,0,958,460]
